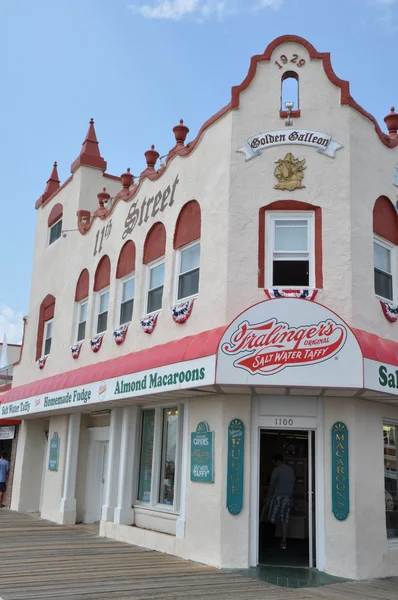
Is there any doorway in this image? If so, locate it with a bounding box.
[84,427,109,523]
[258,429,315,568]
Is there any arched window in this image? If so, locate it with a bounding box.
[143,223,166,314]
[259,200,322,289]
[36,294,56,360]
[75,269,89,342]
[116,241,136,326]
[93,256,111,334]
[47,203,63,245]
[373,196,397,301]
[280,72,300,118]
[174,201,201,302]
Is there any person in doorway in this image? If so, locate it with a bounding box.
[267,453,295,550]
[0,452,10,508]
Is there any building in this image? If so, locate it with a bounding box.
[0,339,22,507]
[2,34,398,580]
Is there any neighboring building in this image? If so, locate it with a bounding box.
[2,35,398,580]
[0,340,22,507]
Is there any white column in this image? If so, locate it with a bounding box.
[176,400,189,539]
[60,412,81,525]
[101,408,123,521]
[114,406,137,525]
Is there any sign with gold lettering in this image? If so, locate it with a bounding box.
[332,422,349,520]
[190,421,214,483]
[227,419,244,515]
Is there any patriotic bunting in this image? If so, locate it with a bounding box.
[90,333,104,353]
[113,323,129,345]
[264,288,318,301]
[140,313,159,334]
[71,342,83,359]
[38,356,48,370]
[379,299,398,323]
[171,299,195,324]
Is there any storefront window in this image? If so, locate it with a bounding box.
[159,408,178,505]
[383,424,398,538]
[138,410,155,502]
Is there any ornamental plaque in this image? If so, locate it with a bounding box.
[227,419,244,515]
[48,432,60,472]
[331,422,349,520]
[274,153,306,191]
[190,421,214,483]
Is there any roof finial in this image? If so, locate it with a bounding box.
[70,118,107,173]
[173,119,189,147]
[121,167,134,189]
[97,187,110,208]
[384,107,398,139]
[35,160,61,208]
[144,145,160,170]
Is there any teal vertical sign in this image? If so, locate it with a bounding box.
[48,432,60,472]
[332,422,349,520]
[227,419,244,515]
[190,421,214,483]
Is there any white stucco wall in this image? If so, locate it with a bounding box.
[40,414,68,523]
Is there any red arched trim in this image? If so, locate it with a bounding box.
[48,203,63,227]
[94,255,111,291]
[258,200,323,289]
[36,295,56,361]
[174,201,201,249]
[117,241,136,278]
[143,223,166,264]
[75,269,89,301]
[373,196,398,245]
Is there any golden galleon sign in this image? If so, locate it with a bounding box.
[274,152,306,191]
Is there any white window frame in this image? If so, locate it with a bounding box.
[42,318,53,357]
[145,258,165,316]
[48,218,63,246]
[266,211,315,288]
[117,274,135,327]
[174,240,200,304]
[134,403,184,515]
[95,288,110,335]
[383,419,398,543]
[75,298,88,343]
[374,235,395,303]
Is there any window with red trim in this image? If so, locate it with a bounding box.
[117,242,136,326]
[280,71,300,118]
[174,201,201,302]
[259,201,323,289]
[144,224,166,314]
[373,197,397,301]
[93,256,111,334]
[75,269,89,342]
[47,203,63,246]
[36,295,55,360]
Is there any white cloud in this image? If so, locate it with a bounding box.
[129,0,282,21]
[0,305,24,344]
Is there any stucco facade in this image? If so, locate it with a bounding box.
[3,35,398,580]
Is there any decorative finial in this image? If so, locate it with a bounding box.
[384,107,398,139]
[173,119,189,147]
[145,145,160,170]
[121,167,134,189]
[97,187,110,208]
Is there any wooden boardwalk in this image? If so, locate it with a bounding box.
[0,511,396,600]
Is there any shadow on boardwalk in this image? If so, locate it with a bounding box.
[0,511,396,600]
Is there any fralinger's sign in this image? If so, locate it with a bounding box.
[216,299,363,389]
[236,129,343,161]
[222,318,347,375]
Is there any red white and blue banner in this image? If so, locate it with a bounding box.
[38,356,48,370]
[379,299,398,323]
[140,313,159,334]
[171,299,194,324]
[71,342,83,359]
[90,334,104,353]
[113,324,129,345]
[264,289,317,301]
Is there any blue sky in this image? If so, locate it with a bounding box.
[1,0,397,342]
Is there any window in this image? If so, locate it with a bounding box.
[119,276,135,325]
[177,242,200,301]
[49,219,62,245]
[137,406,181,509]
[374,239,393,301]
[147,261,164,314]
[383,423,398,539]
[281,71,299,113]
[76,300,88,342]
[267,213,314,287]
[96,290,109,334]
[42,319,53,356]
